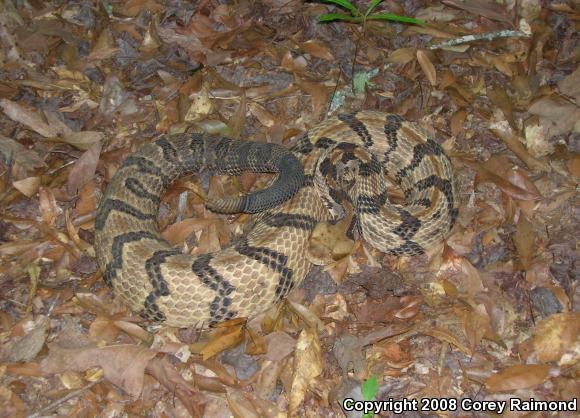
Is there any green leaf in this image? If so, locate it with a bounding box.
[367,12,424,25]
[364,0,383,18]
[319,13,361,23]
[319,0,360,17]
[362,375,379,401]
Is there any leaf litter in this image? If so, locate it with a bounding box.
[0,0,578,417]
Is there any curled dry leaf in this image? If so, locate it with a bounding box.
[38,186,60,227]
[227,388,260,418]
[289,327,322,415]
[466,159,541,201]
[256,359,286,400]
[518,313,580,364]
[146,357,206,417]
[416,50,437,86]
[199,322,244,360]
[485,364,550,392]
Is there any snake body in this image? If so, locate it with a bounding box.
[95,111,458,327]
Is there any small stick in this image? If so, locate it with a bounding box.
[429,30,530,50]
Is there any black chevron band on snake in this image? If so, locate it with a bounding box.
[94,111,459,327]
[263,213,318,231]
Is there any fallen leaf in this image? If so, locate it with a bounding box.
[200,323,244,360]
[289,328,322,415]
[67,141,102,195]
[416,50,437,86]
[513,214,535,269]
[41,344,158,397]
[300,40,334,61]
[0,99,65,137]
[12,177,40,197]
[518,313,580,364]
[264,331,296,362]
[386,47,416,64]
[486,364,550,392]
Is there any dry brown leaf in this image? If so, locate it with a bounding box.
[557,65,580,102]
[518,313,580,364]
[450,109,467,137]
[264,331,296,362]
[467,159,541,201]
[300,40,334,61]
[88,316,119,344]
[38,186,60,227]
[55,131,104,151]
[568,154,580,177]
[4,317,48,362]
[307,220,355,266]
[12,176,40,197]
[462,304,492,352]
[227,388,260,418]
[161,218,213,245]
[289,327,322,415]
[256,360,286,400]
[0,134,46,173]
[528,97,580,138]
[295,79,332,120]
[0,99,64,137]
[442,0,513,23]
[287,300,325,330]
[485,364,550,392]
[491,127,550,172]
[423,326,470,355]
[41,344,158,397]
[386,47,416,64]
[75,180,97,216]
[488,85,516,129]
[416,50,437,86]
[146,357,206,417]
[67,141,102,195]
[200,323,244,360]
[513,214,535,269]
[248,102,277,128]
[87,28,118,61]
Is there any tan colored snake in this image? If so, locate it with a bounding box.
[95,111,458,327]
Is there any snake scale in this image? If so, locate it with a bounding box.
[95,111,458,327]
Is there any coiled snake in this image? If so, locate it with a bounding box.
[95,111,458,327]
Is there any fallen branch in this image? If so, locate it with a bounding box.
[429,30,530,50]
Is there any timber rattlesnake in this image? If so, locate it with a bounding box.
[95,111,458,327]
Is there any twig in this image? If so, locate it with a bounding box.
[428,30,530,50]
[27,378,103,418]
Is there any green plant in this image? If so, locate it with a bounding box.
[361,374,379,417]
[318,0,424,26]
